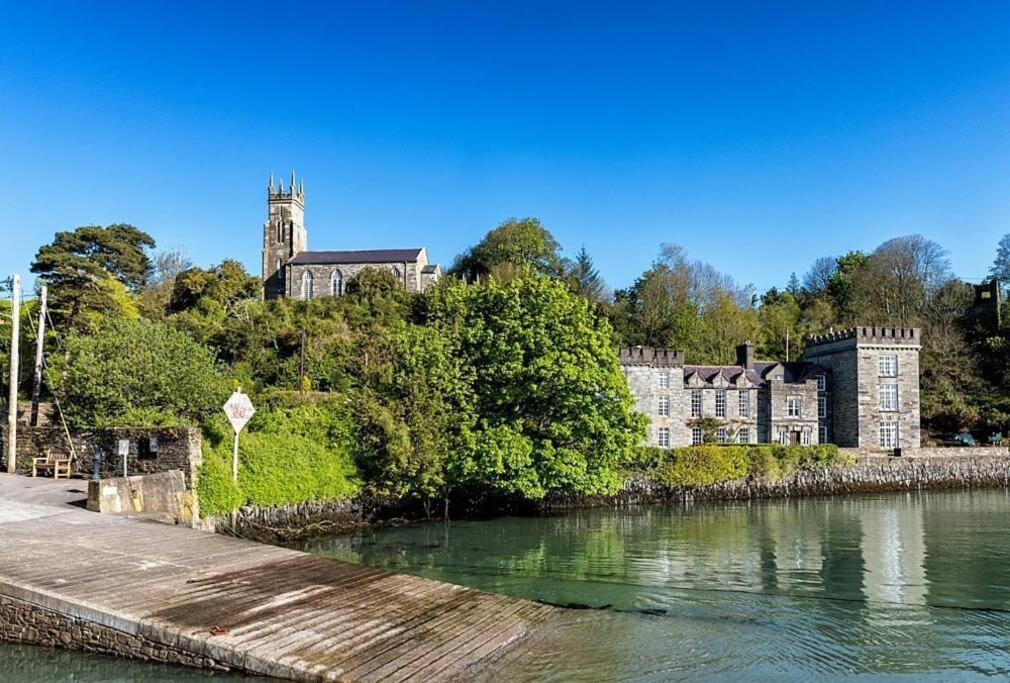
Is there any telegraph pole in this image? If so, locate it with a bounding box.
[7,275,21,474]
[30,285,47,427]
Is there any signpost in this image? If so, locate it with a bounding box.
[118,439,130,477]
[223,389,255,484]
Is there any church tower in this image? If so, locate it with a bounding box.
[262,171,307,298]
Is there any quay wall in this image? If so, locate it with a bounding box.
[0,594,230,673]
[543,448,1010,509]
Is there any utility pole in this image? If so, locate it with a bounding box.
[30,285,47,427]
[299,328,306,394]
[7,275,21,474]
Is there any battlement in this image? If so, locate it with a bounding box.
[806,325,921,349]
[268,171,305,205]
[618,346,685,367]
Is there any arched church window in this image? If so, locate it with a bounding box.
[330,270,342,297]
[391,266,401,280]
[302,270,314,300]
[277,222,284,242]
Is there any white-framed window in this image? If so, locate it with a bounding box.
[817,375,827,392]
[691,389,702,418]
[787,397,802,418]
[818,396,827,419]
[879,354,898,377]
[801,430,812,446]
[691,427,703,445]
[659,372,669,388]
[330,269,343,297]
[657,427,670,448]
[879,384,899,412]
[879,421,899,449]
[716,427,728,443]
[738,391,751,418]
[302,270,314,300]
[715,390,727,418]
[657,395,670,417]
[739,427,750,444]
[819,425,828,444]
[779,429,789,445]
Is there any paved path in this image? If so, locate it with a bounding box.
[0,475,552,681]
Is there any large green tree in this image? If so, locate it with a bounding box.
[55,318,228,427]
[31,224,155,332]
[450,218,564,282]
[425,275,647,499]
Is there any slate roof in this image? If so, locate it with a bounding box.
[754,361,829,383]
[683,365,764,386]
[289,249,424,265]
[421,264,440,274]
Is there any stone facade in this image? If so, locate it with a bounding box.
[0,426,202,485]
[622,328,922,451]
[801,326,921,450]
[261,173,441,299]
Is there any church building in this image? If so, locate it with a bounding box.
[262,173,441,299]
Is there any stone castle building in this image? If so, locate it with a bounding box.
[621,326,922,451]
[262,173,441,299]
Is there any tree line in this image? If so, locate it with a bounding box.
[3,220,1008,512]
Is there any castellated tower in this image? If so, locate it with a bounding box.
[262,171,307,299]
[801,326,922,450]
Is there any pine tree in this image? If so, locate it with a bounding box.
[569,245,606,302]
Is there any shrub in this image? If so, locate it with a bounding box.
[654,446,749,487]
[196,403,360,515]
[639,443,849,488]
[56,318,228,428]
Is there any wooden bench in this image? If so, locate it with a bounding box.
[32,450,74,479]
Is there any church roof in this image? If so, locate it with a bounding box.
[289,248,424,265]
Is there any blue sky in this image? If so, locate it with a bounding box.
[2,1,1009,293]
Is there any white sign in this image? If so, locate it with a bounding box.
[223,390,255,434]
[118,439,130,457]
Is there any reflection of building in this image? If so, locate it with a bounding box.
[860,499,927,606]
[261,173,441,300]
[621,327,922,450]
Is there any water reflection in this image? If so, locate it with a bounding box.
[307,489,1010,680]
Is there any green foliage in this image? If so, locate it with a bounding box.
[169,259,259,313]
[654,446,749,487]
[637,444,848,488]
[55,318,228,428]
[198,404,360,513]
[31,224,155,332]
[424,274,647,499]
[451,218,564,282]
[196,443,244,516]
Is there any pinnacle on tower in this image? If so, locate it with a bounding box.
[268,172,274,192]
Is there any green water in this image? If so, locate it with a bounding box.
[5,489,1010,680]
[304,489,1010,681]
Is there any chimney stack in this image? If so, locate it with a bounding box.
[736,341,754,369]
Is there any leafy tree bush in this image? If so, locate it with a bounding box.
[31,224,155,332]
[640,443,849,488]
[424,275,647,499]
[55,318,228,427]
[198,403,360,513]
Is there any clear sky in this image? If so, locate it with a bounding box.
[2,1,1009,293]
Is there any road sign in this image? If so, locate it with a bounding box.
[223,390,255,486]
[223,390,255,434]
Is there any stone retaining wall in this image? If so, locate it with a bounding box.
[543,451,1010,509]
[0,594,230,673]
[0,426,202,485]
